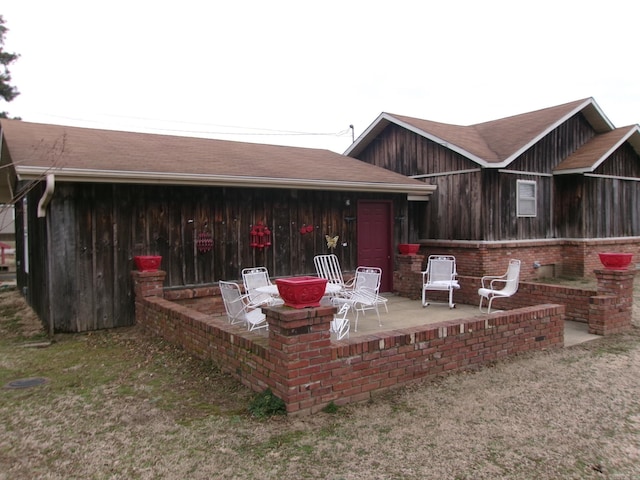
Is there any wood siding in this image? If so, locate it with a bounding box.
[555,141,640,238]
[16,182,406,332]
[354,113,640,242]
[357,124,482,240]
[509,114,595,174]
[357,123,476,175]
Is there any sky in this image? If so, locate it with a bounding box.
[2,0,639,154]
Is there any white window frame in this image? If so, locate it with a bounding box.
[516,180,537,217]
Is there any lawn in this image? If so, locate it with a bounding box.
[1,284,640,479]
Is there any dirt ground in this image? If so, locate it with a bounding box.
[1,279,640,479]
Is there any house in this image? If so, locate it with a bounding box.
[0,120,435,332]
[345,98,640,280]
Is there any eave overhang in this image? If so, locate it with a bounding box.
[15,166,437,196]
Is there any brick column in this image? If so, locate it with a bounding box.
[132,270,167,298]
[132,270,167,328]
[393,253,425,299]
[589,268,636,335]
[264,305,335,415]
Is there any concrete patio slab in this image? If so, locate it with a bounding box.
[344,294,599,347]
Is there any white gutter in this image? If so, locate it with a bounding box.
[37,174,55,218]
[17,167,436,196]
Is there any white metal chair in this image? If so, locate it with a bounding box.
[330,303,351,340]
[313,254,354,296]
[241,267,284,308]
[332,266,384,332]
[219,280,268,332]
[422,255,460,309]
[478,259,521,314]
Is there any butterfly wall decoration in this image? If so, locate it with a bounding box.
[325,235,339,250]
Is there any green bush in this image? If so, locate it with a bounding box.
[322,401,339,414]
[248,388,286,418]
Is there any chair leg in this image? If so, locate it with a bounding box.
[479,294,497,314]
[422,288,430,307]
[479,295,487,313]
[487,296,495,314]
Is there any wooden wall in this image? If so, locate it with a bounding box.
[15,181,406,332]
[357,123,483,240]
[355,113,640,242]
[555,138,640,238]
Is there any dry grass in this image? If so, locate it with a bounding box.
[1,280,640,479]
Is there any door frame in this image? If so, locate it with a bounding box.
[356,200,393,292]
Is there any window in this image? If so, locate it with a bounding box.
[517,180,536,217]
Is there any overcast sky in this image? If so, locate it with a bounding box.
[2,0,639,153]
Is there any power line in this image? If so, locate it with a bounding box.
[32,113,352,138]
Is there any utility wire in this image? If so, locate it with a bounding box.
[33,113,352,137]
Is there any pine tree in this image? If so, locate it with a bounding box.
[0,15,20,119]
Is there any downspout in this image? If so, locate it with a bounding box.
[36,174,56,337]
[37,173,55,218]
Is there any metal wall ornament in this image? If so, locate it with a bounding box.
[325,235,339,250]
[299,224,314,235]
[250,221,272,249]
[196,231,213,253]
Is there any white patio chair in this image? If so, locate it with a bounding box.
[314,254,355,296]
[219,280,268,332]
[241,266,284,308]
[330,303,351,340]
[478,259,521,314]
[332,266,385,332]
[422,255,460,309]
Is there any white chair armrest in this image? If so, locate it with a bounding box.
[481,274,505,288]
[489,278,507,290]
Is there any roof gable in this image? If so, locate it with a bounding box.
[554,125,640,174]
[346,98,617,168]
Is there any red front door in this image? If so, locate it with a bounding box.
[357,200,393,292]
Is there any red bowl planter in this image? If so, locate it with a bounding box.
[275,276,328,309]
[134,255,162,272]
[398,243,420,255]
[598,252,633,270]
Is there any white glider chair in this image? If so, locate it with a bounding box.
[422,255,460,309]
[330,303,351,340]
[241,266,284,308]
[478,259,521,314]
[332,266,385,332]
[219,280,268,332]
[314,254,355,297]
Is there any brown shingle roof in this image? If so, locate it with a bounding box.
[0,120,435,196]
[554,126,640,173]
[347,98,617,167]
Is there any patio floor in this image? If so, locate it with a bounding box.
[339,294,600,347]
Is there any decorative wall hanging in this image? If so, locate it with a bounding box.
[250,221,272,249]
[325,235,339,250]
[299,224,314,235]
[196,231,213,253]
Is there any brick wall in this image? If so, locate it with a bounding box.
[412,237,640,280]
[133,271,564,415]
[394,255,635,333]
[589,268,636,335]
